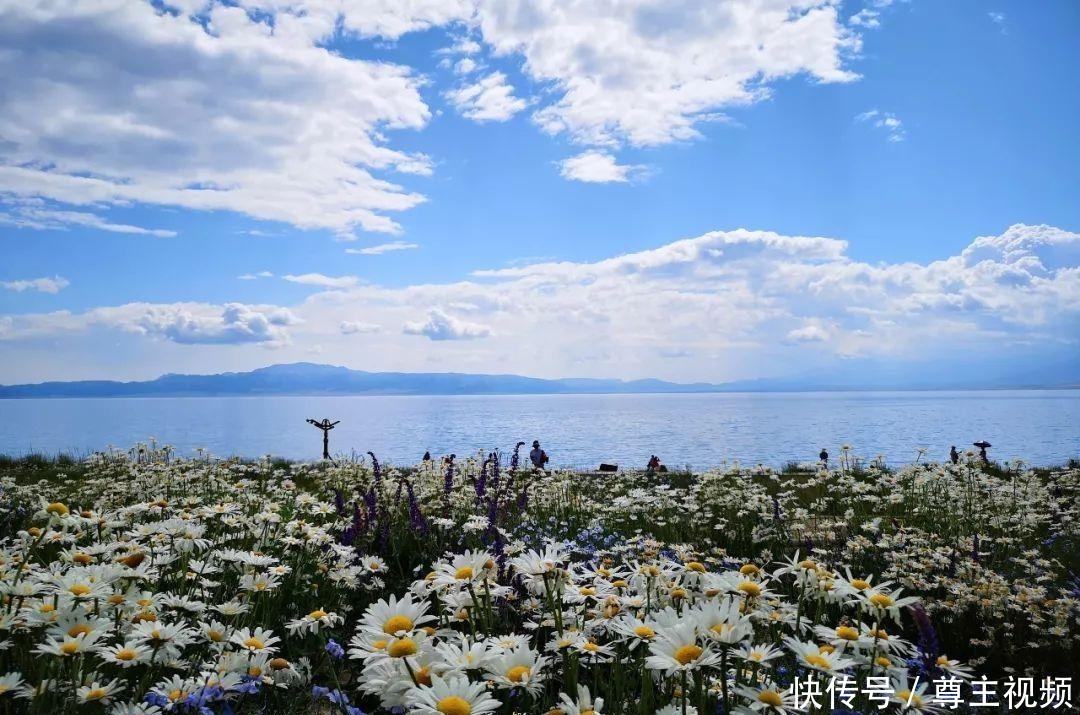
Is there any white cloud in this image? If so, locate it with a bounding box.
[0,301,298,346]
[0,1,432,237]
[283,274,360,289]
[988,12,1006,32]
[238,271,274,280]
[340,320,381,334]
[473,0,860,147]
[403,308,491,341]
[856,109,906,142]
[786,323,830,343]
[8,225,1075,372]
[4,220,1077,381]
[445,72,527,122]
[345,241,419,255]
[2,276,70,294]
[454,58,479,75]
[0,203,176,237]
[0,1,871,232]
[848,9,881,28]
[558,151,647,184]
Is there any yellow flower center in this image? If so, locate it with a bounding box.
[737,581,761,597]
[383,615,414,634]
[455,566,474,580]
[436,696,472,715]
[583,642,600,652]
[73,553,92,565]
[416,666,432,686]
[580,587,596,596]
[758,690,784,707]
[670,587,687,599]
[248,666,262,677]
[60,641,80,655]
[819,644,836,654]
[836,626,859,641]
[69,584,91,597]
[612,579,628,588]
[85,688,107,701]
[869,593,894,608]
[388,638,418,658]
[68,625,92,638]
[46,502,69,516]
[107,594,125,606]
[805,654,830,669]
[673,644,703,665]
[372,639,388,650]
[207,630,224,642]
[875,656,892,667]
[116,648,138,661]
[40,603,56,613]
[896,690,924,707]
[935,655,950,666]
[243,637,266,650]
[799,559,816,570]
[634,625,655,639]
[269,658,289,670]
[686,561,706,572]
[168,689,185,702]
[851,578,870,590]
[507,665,530,682]
[308,609,327,620]
[740,564,760,575]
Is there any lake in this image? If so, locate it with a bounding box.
[0,391,1077,468]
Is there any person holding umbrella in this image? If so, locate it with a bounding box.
[973,440,991,464]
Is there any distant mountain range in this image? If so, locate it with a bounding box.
[0,362,1076,398]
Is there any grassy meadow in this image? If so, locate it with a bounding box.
[0,444,1077,714]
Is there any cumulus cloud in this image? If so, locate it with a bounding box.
[403,308,491,341]
[4,224,1077,382]
[856,109,906,142]
[283,274,360,289]
[340,320,381,335]
[0,1,432,237]
[2,276,70,294]
[445,72,528,122]
[345,241,419,256]
[558,151,647,183]
[0,301,298,346]
[474,0,859,147]
[0,1,871,229]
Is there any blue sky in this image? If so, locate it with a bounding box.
[1,0,1078,384]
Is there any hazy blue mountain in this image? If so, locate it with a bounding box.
[0,363,724,398]
[0,361,1075,398]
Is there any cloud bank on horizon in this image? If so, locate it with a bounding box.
[2,224,1077,384]
[0,0,1077,384]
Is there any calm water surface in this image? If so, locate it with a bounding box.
[0,391,1076,468]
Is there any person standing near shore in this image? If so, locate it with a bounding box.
[530,440,549,470]
[819,448,828,468]
[950,445,959,464]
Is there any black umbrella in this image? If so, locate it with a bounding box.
[973,441,992,449]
